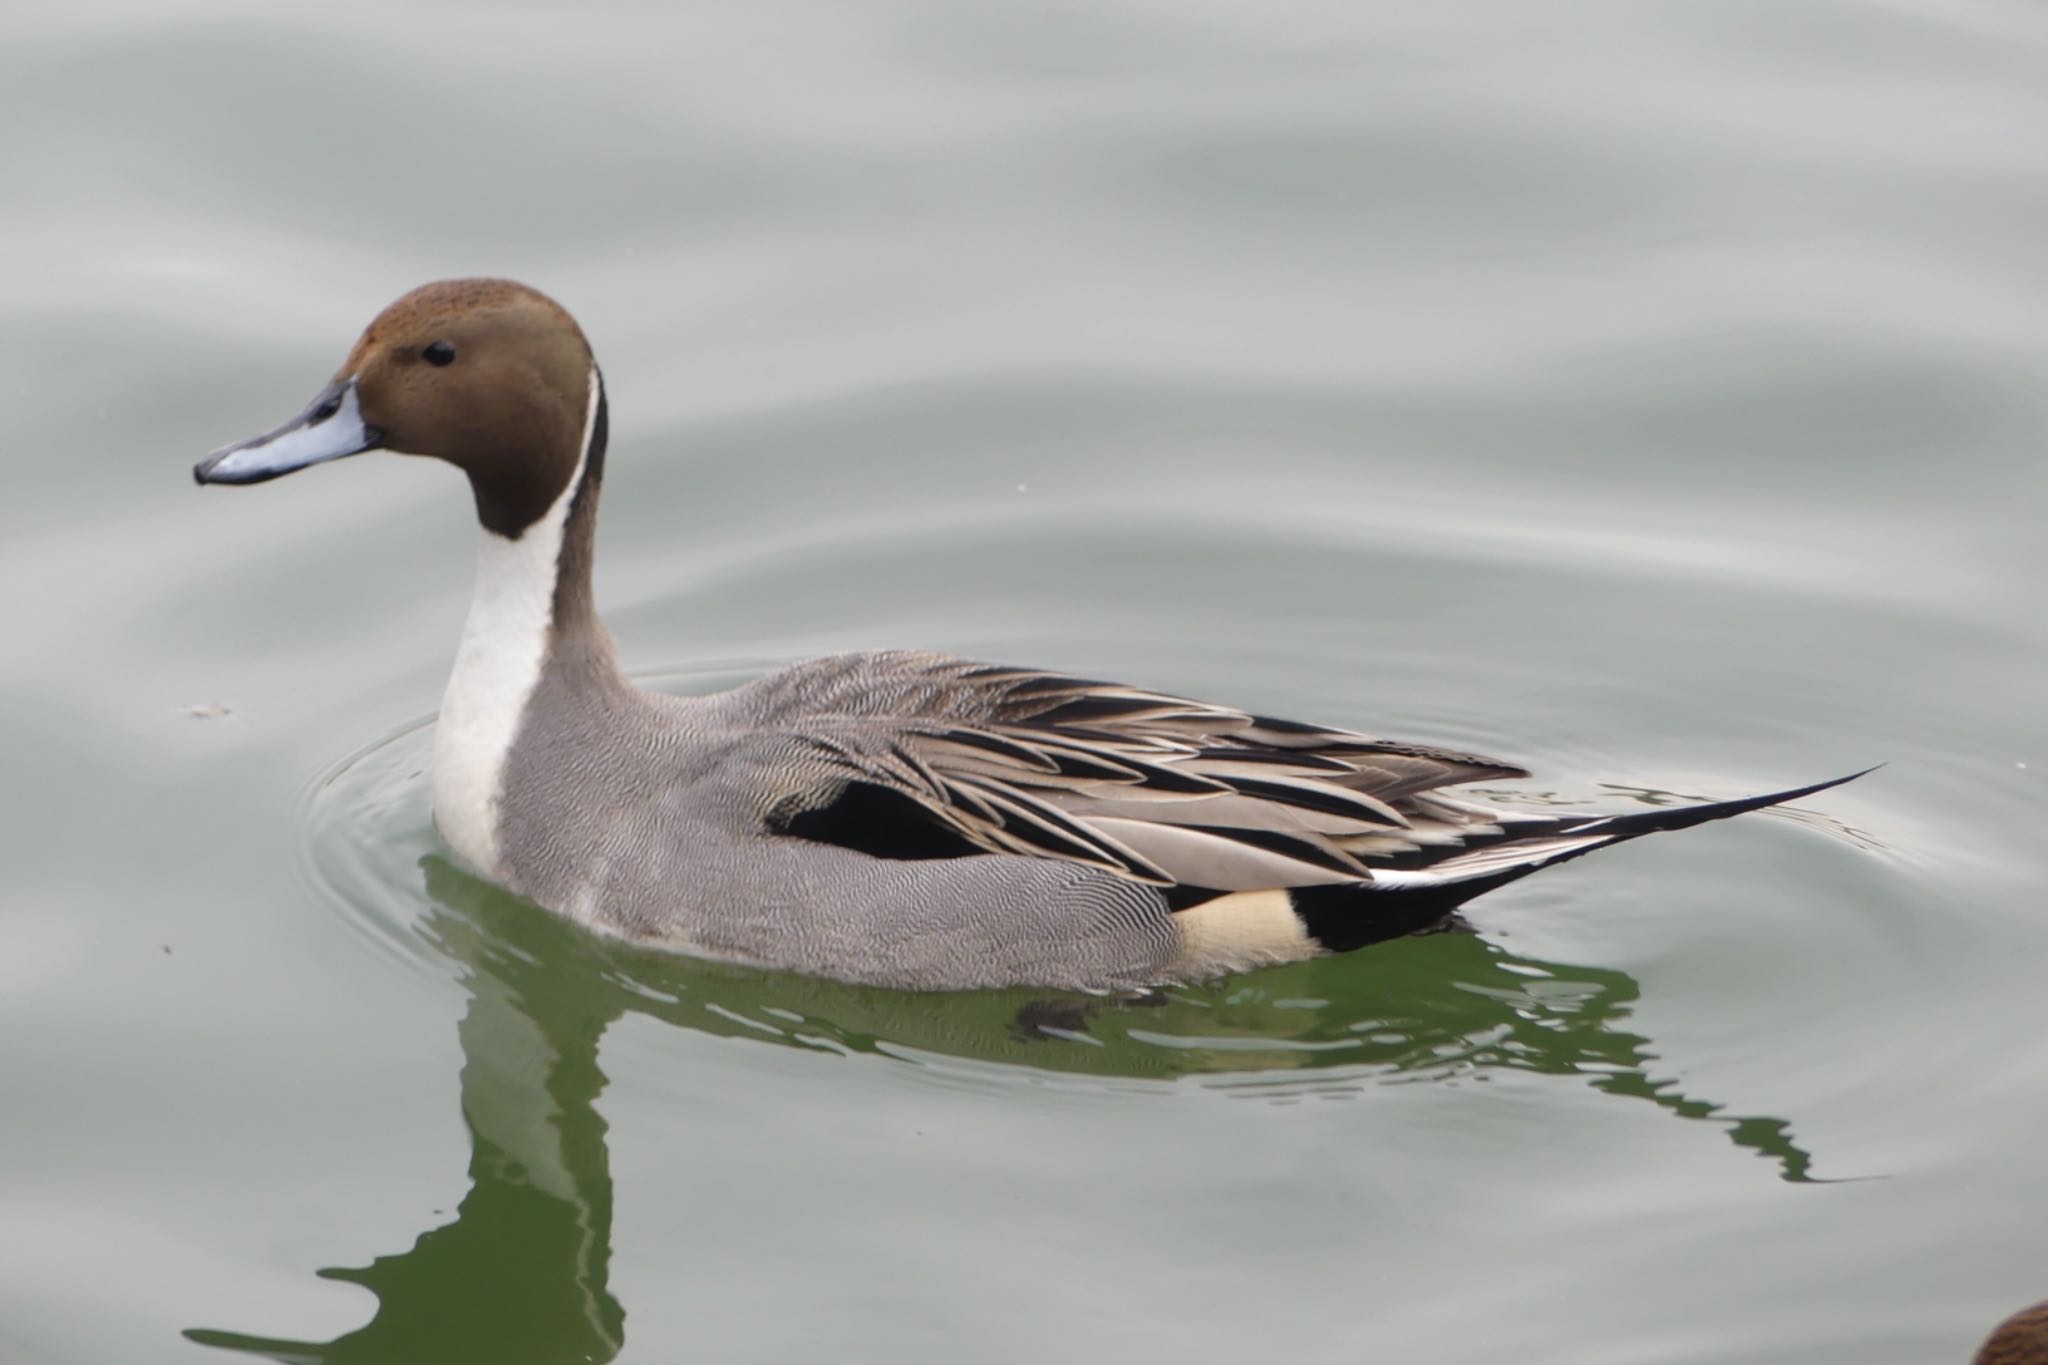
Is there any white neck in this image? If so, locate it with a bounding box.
[432,369,600,877]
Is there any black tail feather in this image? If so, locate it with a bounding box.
[1570,766,1878,841]
[1291,767,1875,954]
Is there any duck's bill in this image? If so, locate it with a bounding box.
[193,378,385,486]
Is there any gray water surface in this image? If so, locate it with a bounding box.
[2,1,2045,1362]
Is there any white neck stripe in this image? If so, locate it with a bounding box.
[431,367,602,877]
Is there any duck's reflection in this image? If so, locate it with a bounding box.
[186,857,1820,1362]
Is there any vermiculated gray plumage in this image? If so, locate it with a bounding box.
[496,645,1860,989]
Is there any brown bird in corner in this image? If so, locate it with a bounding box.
[1976,1301,2048,1365]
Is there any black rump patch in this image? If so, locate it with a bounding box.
[1289,881,1474,953]
[773,781,984,861]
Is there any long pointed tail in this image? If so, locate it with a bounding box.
[1552,766,1876,842]
[1394,766,1874,888]
[1292,768,1874,951]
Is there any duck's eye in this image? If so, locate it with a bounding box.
[422,341,457,367]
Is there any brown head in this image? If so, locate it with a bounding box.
[1977,1301,2048,1365]
[194,278,604,538]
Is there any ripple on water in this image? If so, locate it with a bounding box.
[300,712,447,985]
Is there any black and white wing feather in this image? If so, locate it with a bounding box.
[748,652,1537,892]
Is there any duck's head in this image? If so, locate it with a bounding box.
[194,278,603,538]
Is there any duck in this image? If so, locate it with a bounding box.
[1977,1301,2048,1364]
[193,278,1864,992]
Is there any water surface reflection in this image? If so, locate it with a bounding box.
[186,853,1820,1363]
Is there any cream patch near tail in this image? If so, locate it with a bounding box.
[1167,889,1323,979]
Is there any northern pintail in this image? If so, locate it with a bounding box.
[194,279,1863,991]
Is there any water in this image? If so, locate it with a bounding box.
[2,1,2044,1361]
